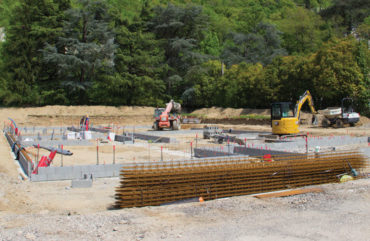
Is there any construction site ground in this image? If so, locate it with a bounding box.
[0,106,369,240]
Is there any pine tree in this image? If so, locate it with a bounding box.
[42,0,116,104]
[0,0,71,105]
[94,2,167,106]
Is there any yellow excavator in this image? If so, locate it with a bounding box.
[271,90,318,135]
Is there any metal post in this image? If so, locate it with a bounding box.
[113,144,116,164]
[148,141,151,161]
[36,144,40,168]
[61,144,63,167]
[161,146,163,161]
[28,161,31,177]
[190,142,193,159]
[306,132,309,154]
[195,134,198,148]
[96,139,99,165]
[227,138,230,156]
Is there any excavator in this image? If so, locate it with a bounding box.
[271,90,318,135]
[153,100,181,130]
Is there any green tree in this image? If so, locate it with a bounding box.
[278,7,327,54]
[149,3,211,99]
[312,38,367,108]
[320,0,370,35]
[92,2,167,106]
[42,0,116,104]
[0,0,70,105]
[222,22,287,67]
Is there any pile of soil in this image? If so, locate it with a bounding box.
[191,107,270,119]
[0,105,155,126]
[358,116,370,125]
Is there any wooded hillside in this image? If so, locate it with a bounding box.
[0,0,369,114]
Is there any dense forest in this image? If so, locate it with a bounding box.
[0,0,369,114]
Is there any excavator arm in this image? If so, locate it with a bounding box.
[294,90,318,124]
[295,90,317,116]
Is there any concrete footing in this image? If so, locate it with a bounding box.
[72,178,93,188]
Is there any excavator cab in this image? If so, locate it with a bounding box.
[271,102,299,134]
[271,90,318,135]
[271,102,295,120]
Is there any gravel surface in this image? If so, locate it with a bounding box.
[1,179,369,241]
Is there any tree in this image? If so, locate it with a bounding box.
[42,0,115,104]
[320,0,370,35]
[221,22,287,67]
[0,0,70,105]
[92,2,167,106]
[311,38,367,108]
[278,7,327,54]
[149,4,211,99]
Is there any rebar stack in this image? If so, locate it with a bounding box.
[115,151,368,208]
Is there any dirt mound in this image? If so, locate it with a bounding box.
[191,107,270,119]
[0,105,155,126]
[358,116,370,125]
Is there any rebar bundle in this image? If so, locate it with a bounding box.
[115,151,368,208]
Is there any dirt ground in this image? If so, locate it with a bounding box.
[0,106,369,241]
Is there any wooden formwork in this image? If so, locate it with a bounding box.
[114,151,368,208]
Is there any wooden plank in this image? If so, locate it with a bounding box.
[253,187,324,199]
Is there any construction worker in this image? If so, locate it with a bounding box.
[84,115,89,131]
[80,115,89,130]
[80,116,85,128]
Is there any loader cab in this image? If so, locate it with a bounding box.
[341,98,354,113]
[271,102,295,120]
[154,108,165,119]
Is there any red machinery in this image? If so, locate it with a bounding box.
[32,150,57,174]
[153,100,181,130]
[31,145,73,174]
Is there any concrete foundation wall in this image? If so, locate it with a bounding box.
[234,146,305,157]
[115,134,133,142]
[5,130,125,182]
[21,139,92,147]
[30,164,123,182]
[4,132,32,176]
[194,147,236,158]
[194,145,304,158]
[133,133,173,143]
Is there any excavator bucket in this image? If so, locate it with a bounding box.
[312,115,318,126]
